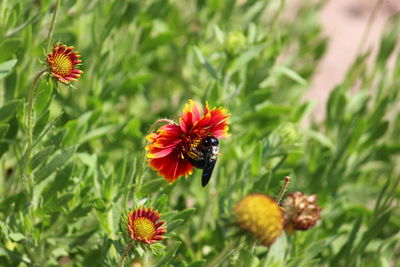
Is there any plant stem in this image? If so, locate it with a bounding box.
[357,0,383,54]
[47,0,61,51]
[148,118,176,134]
[276,176,290,204]
[26,69,47,160]
[270,0,286,30]
[119,243,133,267]
[206,240,238,267]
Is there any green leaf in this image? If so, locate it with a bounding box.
[4,69,17,102]
[187,260,206,267]
[9,232,25,242]
[238,249,260,266]
[193,46,219,80]
[155,241,181,267]
[42,193,75,212]
[33,110,50,140]
[30,145,56,171]
[0,59,17,80]
[173,208,195,222]
[34,82,53,114]
[360,121,388,150]
[0,99,22,122]
[33,147,76,182]
[376,18,399,66]
[250,142,262,175]
[42,162,74,200]
[137,178,166,196]
[273,66,308,86]
[80,125,115,143]
[229,44,266,72]
[0,39,21,62]
[305,130,335,151]
[213,24,225,44]
[0,124,9,140]
[332,217,362,265]
[166,219,184,232]
[263,233,287,266]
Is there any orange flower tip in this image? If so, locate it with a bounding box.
[234,194,284,246]
[72,69,84,74]
[46,42,83,85]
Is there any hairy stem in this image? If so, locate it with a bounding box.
[206,240,237,267]
[119,243,133,267]
[26,69,47,160]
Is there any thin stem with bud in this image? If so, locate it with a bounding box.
[276,176,291,204]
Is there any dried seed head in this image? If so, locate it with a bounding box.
[282,192,321,232]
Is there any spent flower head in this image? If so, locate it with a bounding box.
[146,100,230,183]
[234,194,284,246]
[46,42,83,84]
[282,192,321,233]
[126,207,166,244]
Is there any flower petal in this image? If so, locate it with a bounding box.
[180,100,202,133]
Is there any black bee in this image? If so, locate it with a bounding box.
[187,136,219,187]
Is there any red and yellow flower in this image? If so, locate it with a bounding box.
[234,194,284,246]
[146,100,230,183]
[127,207,166,244]
[46,42,83,84]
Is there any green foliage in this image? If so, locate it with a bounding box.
[0,0,399,266]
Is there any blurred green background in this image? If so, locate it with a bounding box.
[0,0,399,266]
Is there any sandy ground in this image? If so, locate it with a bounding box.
[305,0,400,121]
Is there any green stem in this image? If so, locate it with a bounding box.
[356,0,383,54]
[46,0,61,51]
[26,69,47,160]
[270,0,286,30]
[206,240,238,267]
[276,176,290,204]
[119,243,133,267]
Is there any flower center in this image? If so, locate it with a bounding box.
[52,53,73,77]
[132,217,156,240]
[179,128,208,158]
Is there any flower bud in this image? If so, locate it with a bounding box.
[226,31,246,54]
[277,122,300,146]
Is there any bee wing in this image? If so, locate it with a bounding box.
[201,155,217,187]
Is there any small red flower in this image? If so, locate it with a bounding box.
[127,207,166,244]
[46,42,83,84]
[146,100,230,183]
